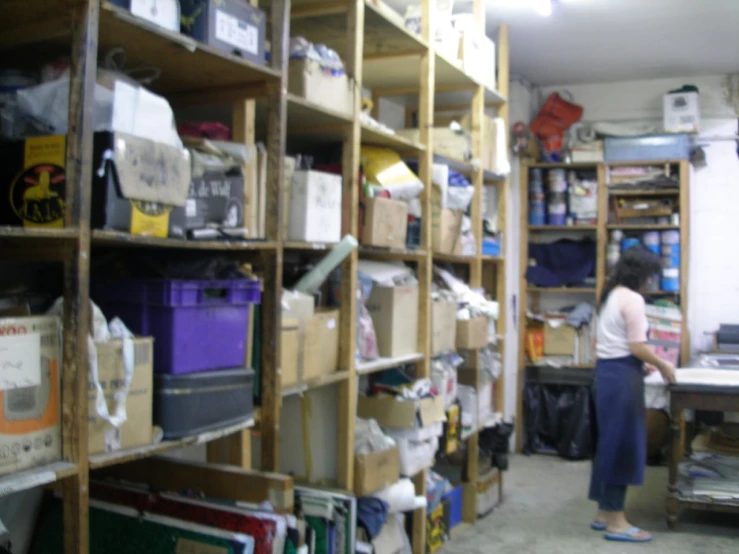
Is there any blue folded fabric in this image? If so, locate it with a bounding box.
[526,239,596,287]
[356,497,389,540]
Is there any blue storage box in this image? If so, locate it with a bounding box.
[483,238,501,256]
[443,485,464,528]
[604,134,690,162]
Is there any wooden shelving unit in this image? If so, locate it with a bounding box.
[283,0,509,550]
[0,1,508,552]
[516,160,691,451]
[0,1,288,552]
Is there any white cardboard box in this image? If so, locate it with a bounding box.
[288,170,342,243]
[664,90,700,134]
[0,316,61,476]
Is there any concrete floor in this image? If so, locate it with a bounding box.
[440,455,739,554]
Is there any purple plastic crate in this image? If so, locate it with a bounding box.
[92,278,261,375]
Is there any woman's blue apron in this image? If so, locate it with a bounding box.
[594,354,646,486]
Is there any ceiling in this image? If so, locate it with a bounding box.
[387,0,739,86]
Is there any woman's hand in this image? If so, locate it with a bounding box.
[658,360,677,384]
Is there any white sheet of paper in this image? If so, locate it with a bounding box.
[0,333,41,390]
[111,80,138,135]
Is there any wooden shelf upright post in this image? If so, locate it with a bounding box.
[336,0,365,491]
[411,1,435,551]
[61,1,98,551]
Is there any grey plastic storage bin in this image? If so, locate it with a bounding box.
[604,134,690,162]
[153,367,254,439]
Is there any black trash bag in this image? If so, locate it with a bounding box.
[557,386,594,460]
[523,383,541,455]
[480,422,515,471]
[537,385,562,450]
[524,383,560,454]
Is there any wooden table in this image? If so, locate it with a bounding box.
[666,384,739,528]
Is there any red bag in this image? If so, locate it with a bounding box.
[530,92,583,155]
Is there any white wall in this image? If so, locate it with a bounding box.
[538,74,739,355]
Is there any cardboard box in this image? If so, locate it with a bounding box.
[432,300,458,355]
[431,207,463,255]
[302,309,340,380]
[282,156,297,238]
[0,316,61,476]
[543,321,577,356]
[357,394,446,430]
[289,169,342,243]
[456,317,488,350]
[169,173,245,238]
[365,285,419,358]
[281,319,300,388]
[282,291,315,321]
[288,58,354,117]
[362,197,408,249]
[458,30,496,90]
[180,0,266,65]
[460,113,498,172]
[91,132,191,237]
[0,135,67,229]
[354,446,400,496]
[89,337,154,455]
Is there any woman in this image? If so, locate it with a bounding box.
[589,246,677,543]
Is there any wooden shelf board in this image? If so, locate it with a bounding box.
[0,461,77,497]
[359,246,426,261]
[527,287,596,294]
[528,225,597,231]
[284,241,338,252]
[286,94,353,139]
[89,418,255,470]
[92,230,277,251]
[526,162,601,169]
[608,189,680,197]
[0,226,79,240]
[99,3,280,97]
[357,353,424,375]
[606,160,684,167]
[362,124,425,152]
[482,255,504,263]
[607,224,680,230]
[290,0,428,58]
[433,252,476,264]
[363,52,505,101]
[281,370,351,397]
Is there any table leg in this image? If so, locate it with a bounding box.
[665,496,680,530]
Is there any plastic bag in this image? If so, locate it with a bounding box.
[357,302,379,361]
[523,383,594,459]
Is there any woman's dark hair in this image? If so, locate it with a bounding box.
[598,246,662,311]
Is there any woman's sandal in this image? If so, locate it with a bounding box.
[604,527,653,542]
[590,521,607,531]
